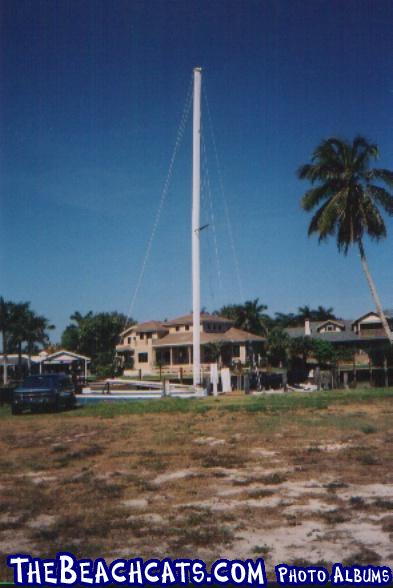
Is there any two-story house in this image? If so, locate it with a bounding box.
[286,310,393,365]
[116,313,265,375]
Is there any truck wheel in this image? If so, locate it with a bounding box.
[12,405,21,415]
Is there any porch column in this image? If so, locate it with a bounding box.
[84,360,88,380]
[39,361,43,375]
[2,356,8,385]
[188,346,192,364]
[384,356,388,388]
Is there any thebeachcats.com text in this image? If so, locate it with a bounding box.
[6,553,393,586]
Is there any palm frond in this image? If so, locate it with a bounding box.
[360,197,387,240]
[301,183,334,211]
[367,168,393,188]
[367,185,393,215]
[352,136,378,172]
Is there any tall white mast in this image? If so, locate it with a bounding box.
[192,67,202,386]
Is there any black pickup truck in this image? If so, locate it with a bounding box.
[12,374,76,414]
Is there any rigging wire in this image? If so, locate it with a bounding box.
[200,148,217,310]
[203,83,245,302]
[201,132,224,302]
[123,76,193,329]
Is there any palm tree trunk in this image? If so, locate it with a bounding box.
[358,241,393,344]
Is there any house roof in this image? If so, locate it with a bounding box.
[351,311,383,326]
[153,326,265,348]
[163,313,233,326]
[41,349,91,362]
[316,319,345,331]
[120,321,167,336]
[286,316,392,343]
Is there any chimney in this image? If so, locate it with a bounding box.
[305,319,311,336]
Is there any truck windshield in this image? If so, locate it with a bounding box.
[21,376,57,389]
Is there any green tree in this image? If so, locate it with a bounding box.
[1,299,54,378]
[290,336,315,365]
[312,339,335,366]
[267,328,290,367]
[297,305,337,322]
[273,312,299,328]
[218,299,270,335]
[0,297,12,355]
[299,136,393,343]
[61,311,135,373]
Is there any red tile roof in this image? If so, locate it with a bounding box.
[153,327,265,348]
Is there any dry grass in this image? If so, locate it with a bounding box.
[1,390,393,581]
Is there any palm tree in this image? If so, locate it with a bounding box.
[298,136,393,344]
[267,328,291,367]
[24,313,55,373]
[218,299,269,335]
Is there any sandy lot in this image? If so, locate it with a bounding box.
[0,393,392,581]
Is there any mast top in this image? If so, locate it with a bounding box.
[193,67,202,73]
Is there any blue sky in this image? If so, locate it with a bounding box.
[1,0,393,341]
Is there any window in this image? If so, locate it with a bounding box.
[127,337,131,344]
[138,353,148,363]
[326,325,334,332]
[139,334,144,340]
[232,345,240,357]
[147,333,152,340]
[185,325,190,331]
[176,326,180,331]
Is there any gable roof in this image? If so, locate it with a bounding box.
[153,326,265,348]
[351,311,382,326]
[120,321,167,336]
[41,349,91,362]
[164,313,233,326]
[316,319,345,331]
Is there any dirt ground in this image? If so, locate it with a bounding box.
[1,394,392,581]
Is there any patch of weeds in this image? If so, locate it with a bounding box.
[200,452,246,469]
[381,516,393,533]
[307,445,322,453]
[141,458,166,472]
[69,444,104,459]
[247,488,275,499]
[51,443,67,453]
[54,444,104,467]
[0,459,18,474]
[252,544,270,555]
[357,453,381,466]
[135,479,157,492]
[260,472,287,485]
[343,547,381,566]
[321,509,351,524]
[285,515,298,527]
[94,480,125,499]
[361,424,377,435]
[1,479,55,518]
[169,521,233,549]
[325,480,349,492]
[374,498,393,510]
[349,496,366,509]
